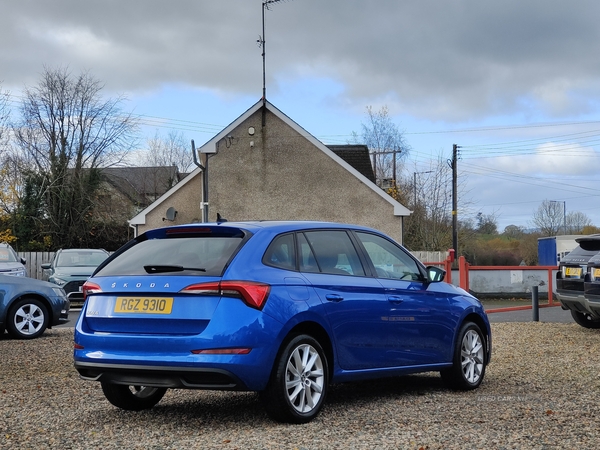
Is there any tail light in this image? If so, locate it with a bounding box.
[82,281,102,300]
[181,281,270,310]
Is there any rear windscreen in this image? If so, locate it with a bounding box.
[562,245,599,263]
[95,236,243,277]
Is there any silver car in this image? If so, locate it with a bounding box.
[0,243,27,277]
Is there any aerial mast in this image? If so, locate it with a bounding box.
[258,0,284,126]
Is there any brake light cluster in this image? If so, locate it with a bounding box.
[165,227,212,235]
[181,281,271,310]
[82,280,270,310]
[82,281,102,300]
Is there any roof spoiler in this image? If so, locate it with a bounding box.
[576,235,600,251]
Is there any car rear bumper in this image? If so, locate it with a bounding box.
[584,282,600,317]
[74,361,249,390]
[73,297,285,391]
[556,289,590,313]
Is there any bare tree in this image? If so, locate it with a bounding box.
[352,106,410,185]
[566,211,592,234]
[11,66,139,248]
[476,212,498,235]
[531,200,564,236]
[143,130,193,172]
[402,156,453,251]
[0,150,27,215]
[0,131,10,215]
[0,84,9,150]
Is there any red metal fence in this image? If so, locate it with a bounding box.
[424,253,559,313]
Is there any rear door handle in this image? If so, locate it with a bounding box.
[325,294,344,302]
[387,295,404,304]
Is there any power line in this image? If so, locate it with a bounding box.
[2,92,227,136]
[404,119,600,135]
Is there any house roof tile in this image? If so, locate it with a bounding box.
[326,145,375,183]
[100,166,180,206]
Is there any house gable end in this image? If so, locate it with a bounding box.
[197,100,410,217]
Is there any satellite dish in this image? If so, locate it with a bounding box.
[165,207,177,221]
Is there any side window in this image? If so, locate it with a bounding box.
[297,233,319,273]
[302,230,365,276]
[263,233,296,270]
[356,232,422,281]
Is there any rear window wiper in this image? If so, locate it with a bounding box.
[144,265,206,274]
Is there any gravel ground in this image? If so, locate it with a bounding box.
[1,323,599,449]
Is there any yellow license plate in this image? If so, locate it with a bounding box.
[114,297,173,314]
[564,267,582,277]
[594,269,600,280]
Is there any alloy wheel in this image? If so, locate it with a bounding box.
[460,329,484,384]
[14,303,45,336]
[285,343,325,414]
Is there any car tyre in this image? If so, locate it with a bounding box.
[441,322,486,390]
[101,382,167,411]
[260,334,328,424]
[6,297,49,339]
[570,310,600,329]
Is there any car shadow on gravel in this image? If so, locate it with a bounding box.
[84,374,448,427]
[327,373,447,405]
[87,390,270,427]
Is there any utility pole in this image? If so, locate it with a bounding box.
[371,149,400,186]
[451,144,460,256]
[393,152,397,187]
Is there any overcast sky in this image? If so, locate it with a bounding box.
[2,0,600,230]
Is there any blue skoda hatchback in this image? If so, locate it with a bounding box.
[74,221,491,423]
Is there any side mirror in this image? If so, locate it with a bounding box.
[20,257,27,265]
[41,263,51,270]
[426,266,446,283]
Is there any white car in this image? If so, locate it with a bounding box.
[0,243,27,277]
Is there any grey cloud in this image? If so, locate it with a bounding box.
[3,0,600,121]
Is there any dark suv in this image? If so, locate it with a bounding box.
[565,235,600,328]
[583,249,600,329]
[42,249,109,306]
[556,236,600,327]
